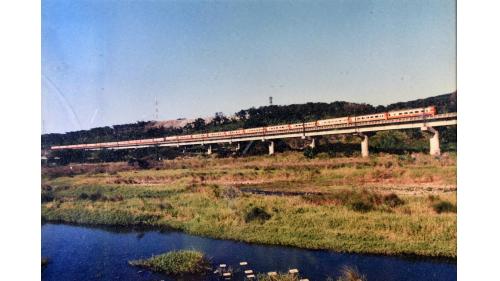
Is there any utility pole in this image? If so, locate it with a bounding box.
[269,96,273,106]
[155,96,159,120]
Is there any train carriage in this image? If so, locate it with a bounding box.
[164,136,178,143]
[138,138,156,144]
[116,140,129,146]
[304,121,317,128]
[317,117,349,127]
[387,106,436,119]
[178,135,193,141]
[244,127,265,134]
[289,123,303,130]
[352,113,387,123]
[126,140,141,145]
[192,133,208,140]
[208,131,227,138]
[266,124,290,132]
[227,129,245,136]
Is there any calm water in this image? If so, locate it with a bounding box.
[41,223,456,281]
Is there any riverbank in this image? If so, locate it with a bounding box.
[41,152,456,258]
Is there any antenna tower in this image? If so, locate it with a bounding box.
[155,97,159,120]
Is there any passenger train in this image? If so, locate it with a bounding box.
[51,106,436,150]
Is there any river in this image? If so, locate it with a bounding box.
[41,223,456,281]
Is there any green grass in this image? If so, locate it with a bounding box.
[42,152,457,258]
[128,250,210,275]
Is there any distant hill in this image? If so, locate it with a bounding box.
[151,118,195,129]
[41,91,456,148]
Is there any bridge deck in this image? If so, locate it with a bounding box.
[102,113,457,150]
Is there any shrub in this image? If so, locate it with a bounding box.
[344,190,380,212]
[78,193,89,200]
[128,250,211,275]
[303,147,317,159]
[349,200,374,212]
[336,265,367,281]
[244,206,272,223]
[89,191,102,201]
[432,201,456,214]
[383,193,405,208]
[41,191,54,203]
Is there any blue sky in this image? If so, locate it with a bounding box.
[42,0,456,134]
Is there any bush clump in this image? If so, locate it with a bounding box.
[432,200,456,214]
[349,199,375,212]
[89,191,102,201]
[303,147,317,159]
[244,206,272,223]
[336,265,367,281]
[78,193,89,200]
[383,193,405,208]
[41,191,54,203]
[128,250,211,275]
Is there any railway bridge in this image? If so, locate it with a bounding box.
[50,112,457,157]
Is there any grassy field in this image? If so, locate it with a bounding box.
[41,152,456,258]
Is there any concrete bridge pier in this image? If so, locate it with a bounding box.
[268,141,275,155]
[207,145,212,155]
[356,133,369,158]
[421,126,441,156]
[309,138,316,149]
